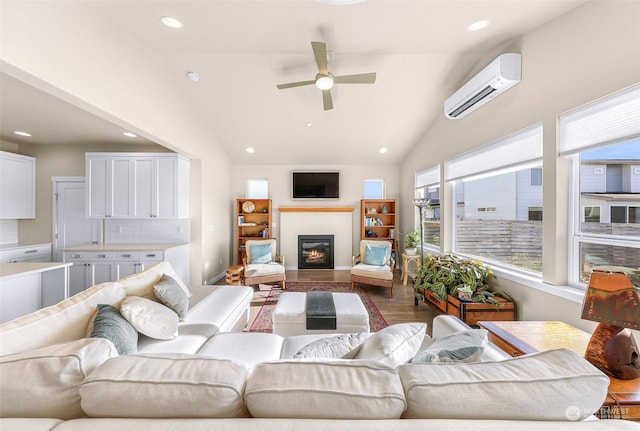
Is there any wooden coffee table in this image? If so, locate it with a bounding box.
[478,320,640,422]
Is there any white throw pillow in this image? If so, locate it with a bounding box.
[120,296,179,340]
[294,333,368,359]
[0,338,117,420]
[355,322,426,367]
[412,329,487,363]
[245,359,406,419]
[399,348,610,421]
[80,354,249,418]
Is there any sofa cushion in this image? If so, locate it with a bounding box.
[118,261,191,300]
[0,281,126,356]
[350,263,394,280]
[197,332,284,367]
[412,329,487,363]
[0,338,117,420]
[245,360,406,419]
[89,304,138,355]
[244,262,285,278]
[294,333,368,359]
[399,348,610,421]
[355,323,426,367]
[80,354,249,418]
[153,274,189,320]
[120,296,178,340]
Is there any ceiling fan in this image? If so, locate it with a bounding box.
[276,41,376,110]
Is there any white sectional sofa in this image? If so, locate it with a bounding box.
[0,262,638,431]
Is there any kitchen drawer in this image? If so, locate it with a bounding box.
[112,251,139,261]
[139,251,164,262]
[90,252,115,261]
[1,244,51,263]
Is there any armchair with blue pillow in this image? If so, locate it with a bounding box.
[351,240,395,298]
[243,239,286,289]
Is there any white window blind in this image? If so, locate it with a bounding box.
[416,165,440,188]
[559,83,640,155]
[445,123,543,181]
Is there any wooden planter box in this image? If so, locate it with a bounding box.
[422,289,448,314]
[447,295,516,326]
[416,288,516,326]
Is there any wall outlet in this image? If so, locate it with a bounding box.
[209,224,214,232]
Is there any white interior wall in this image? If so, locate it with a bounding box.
[399,1,640,328]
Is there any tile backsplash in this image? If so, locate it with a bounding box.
[104,219,190,244]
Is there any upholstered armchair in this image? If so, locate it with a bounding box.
[351,240,395,298]
[243,239,286,289]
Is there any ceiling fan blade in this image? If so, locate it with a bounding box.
[322,90,333,111]
[311,41,329,74]
[276,80,315,89]
[334,72,377,84]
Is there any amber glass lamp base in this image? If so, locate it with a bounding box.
[584,323,640,380]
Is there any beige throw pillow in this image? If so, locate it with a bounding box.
[120,296,179,340]
[355,322,426,367]
[153,274,189,320]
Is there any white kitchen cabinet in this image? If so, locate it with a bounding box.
[65,252,113,296]
[86,153,189,219]
[0,151,36,219]
[0,243,51,263]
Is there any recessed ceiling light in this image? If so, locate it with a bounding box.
[186,71,200,82]
[246,147,255,154]
[14,131,31,137]
[467,20,490,31]
[307,122,313,127]
[379,147,388,154]
[160,16,183,29]
[317,0,366,4]
[122,132,137,138]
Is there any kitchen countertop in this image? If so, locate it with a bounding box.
[0,262,72,280]
[0,242,51,251]
[63,243,188,252]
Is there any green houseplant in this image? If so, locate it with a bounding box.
[405,229,420,255]
[414,253,503,304]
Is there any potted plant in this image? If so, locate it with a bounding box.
[405,229,420,255]
[413,253,502,304]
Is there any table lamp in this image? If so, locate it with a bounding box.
[582,269,640,380]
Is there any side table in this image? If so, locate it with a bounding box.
[225,265,244,285]
[401,253,421,286]
[478,320,640,422]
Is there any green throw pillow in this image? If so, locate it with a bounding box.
[250,243,272,264]
[90,304,138,355]
[363,244,388,266]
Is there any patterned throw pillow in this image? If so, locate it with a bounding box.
[411,329,488,363]
[153,274,189,320]
[363,244,389,266]
[89,304,138,355]
[250,243,272,264]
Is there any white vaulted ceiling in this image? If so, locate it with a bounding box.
[0,0,586,165]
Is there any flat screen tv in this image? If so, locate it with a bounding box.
[291,171,340,200]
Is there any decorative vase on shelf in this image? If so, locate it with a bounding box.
[381,204,389,214]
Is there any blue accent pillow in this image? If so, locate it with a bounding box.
[250,243,273,264]
[90,304,138,355]
[363,244,389,266]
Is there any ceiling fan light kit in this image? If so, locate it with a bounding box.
[277,41,376,110]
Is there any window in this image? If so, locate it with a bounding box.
[584,206,601,223]
[447,123,543,273]
[528,206,543,221]
[530,168,542,186]
[364,179,384,199]
[247,179,268,198]
[415,165,440,248]
[560,83,640,287]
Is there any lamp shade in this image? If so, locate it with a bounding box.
[581,270,640,330]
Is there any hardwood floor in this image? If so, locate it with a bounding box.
[220,269,438,336]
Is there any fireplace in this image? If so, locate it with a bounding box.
[298,235,334,270]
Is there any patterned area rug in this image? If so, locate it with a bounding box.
[248,281,389,333]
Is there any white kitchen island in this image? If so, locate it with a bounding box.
[0,262,72,323]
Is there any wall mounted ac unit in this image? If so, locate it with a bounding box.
[444,53,521,120]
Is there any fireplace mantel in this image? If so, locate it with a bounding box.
[278,207,354,213]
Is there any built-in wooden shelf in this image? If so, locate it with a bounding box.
[278,207,355,212]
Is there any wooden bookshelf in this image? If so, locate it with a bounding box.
[236,199,272,265]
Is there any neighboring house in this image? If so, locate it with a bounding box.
[459,168,543,221]
[581,160,640,224]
